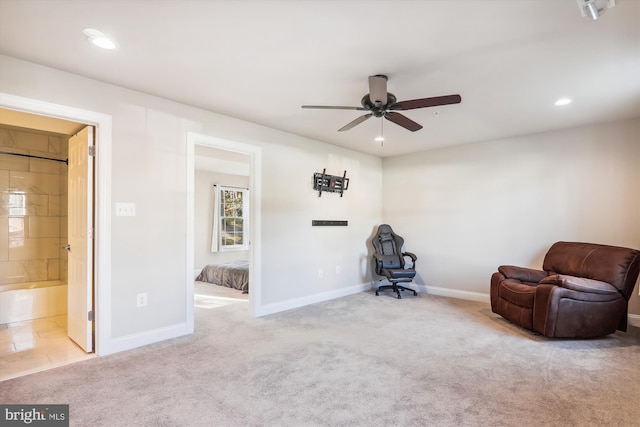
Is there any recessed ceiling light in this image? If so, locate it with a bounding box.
[374,136,385,142]
[90,37,116,50]
[554,97,573,106]
[83,28,117,50]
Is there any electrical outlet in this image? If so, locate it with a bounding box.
[318,269,324,278]
[136,292,148,307]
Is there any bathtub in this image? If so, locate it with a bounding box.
[0,280,67,324]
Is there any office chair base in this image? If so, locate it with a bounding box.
[375,284,417,299]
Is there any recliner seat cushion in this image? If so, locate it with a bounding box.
[540,274,619,295]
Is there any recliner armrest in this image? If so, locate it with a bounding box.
[497,265,547,283]
[540,274,619,295]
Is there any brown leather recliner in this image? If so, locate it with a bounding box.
[490,241,640,338]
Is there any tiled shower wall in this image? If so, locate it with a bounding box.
[0,125,68,285]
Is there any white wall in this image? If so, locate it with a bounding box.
[194,169,249,271]
[0,55,383,349]
[382,118,640,314]
[261,142,382,305]
[4,53,635,352]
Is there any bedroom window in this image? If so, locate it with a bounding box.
[214,186,249,252]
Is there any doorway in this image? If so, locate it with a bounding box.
[186,132,262,322]
[193,146,250,311]
[0,93,111,379]
[0,118,95,380]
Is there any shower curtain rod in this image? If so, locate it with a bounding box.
[212,184,249,190]
[0,151,68,165]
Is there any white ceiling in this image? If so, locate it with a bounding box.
[0,0,638,157]
[194,144,250,175]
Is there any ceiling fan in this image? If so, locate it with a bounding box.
[301,75,462,132]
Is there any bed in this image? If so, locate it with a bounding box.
[196,260,249,293]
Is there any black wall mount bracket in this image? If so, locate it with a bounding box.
[313,169,349,197]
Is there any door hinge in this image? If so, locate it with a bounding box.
[88,145,96,157]
[88,310,94,322]
[88,228,94,239]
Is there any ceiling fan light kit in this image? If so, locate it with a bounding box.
[302,75,462,134]
[577,0,615,20]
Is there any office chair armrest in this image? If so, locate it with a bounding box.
[403,251,417,267]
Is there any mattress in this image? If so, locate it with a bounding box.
[196,260,249,293]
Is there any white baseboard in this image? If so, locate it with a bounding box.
[255,282,491,318]
[256,283,371,317]
[418,284,491,303]
[105,322,193,355]
[241,278,638,328]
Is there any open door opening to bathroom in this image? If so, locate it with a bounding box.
[67,126,94,352]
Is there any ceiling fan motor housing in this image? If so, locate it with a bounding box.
[361,93,397,117]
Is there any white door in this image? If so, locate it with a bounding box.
[67,126,94,352]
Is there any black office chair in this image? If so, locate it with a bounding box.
[371,224,418,299]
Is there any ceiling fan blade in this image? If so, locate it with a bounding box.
[302,105,367,110]
[368,75,388,105]
[390,94,462,111]
[338,113,373,132]
[384,112,423,132]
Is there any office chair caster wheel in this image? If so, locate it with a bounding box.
[397,294,402,299]
[412,291,417,296]
[375,291,379,296]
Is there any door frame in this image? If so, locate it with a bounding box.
[0,92,112,355]
[187,132,262,318]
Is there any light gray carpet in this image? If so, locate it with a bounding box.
[1,287,639,426]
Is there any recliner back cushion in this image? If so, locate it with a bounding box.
[542,241,640,295]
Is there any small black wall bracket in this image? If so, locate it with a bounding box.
[312,220,348,226]
[313,169,349,197]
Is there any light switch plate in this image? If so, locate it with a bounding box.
[116,203,136,217]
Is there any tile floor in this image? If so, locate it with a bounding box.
[0,283,246,381]
[0,314,94,381]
